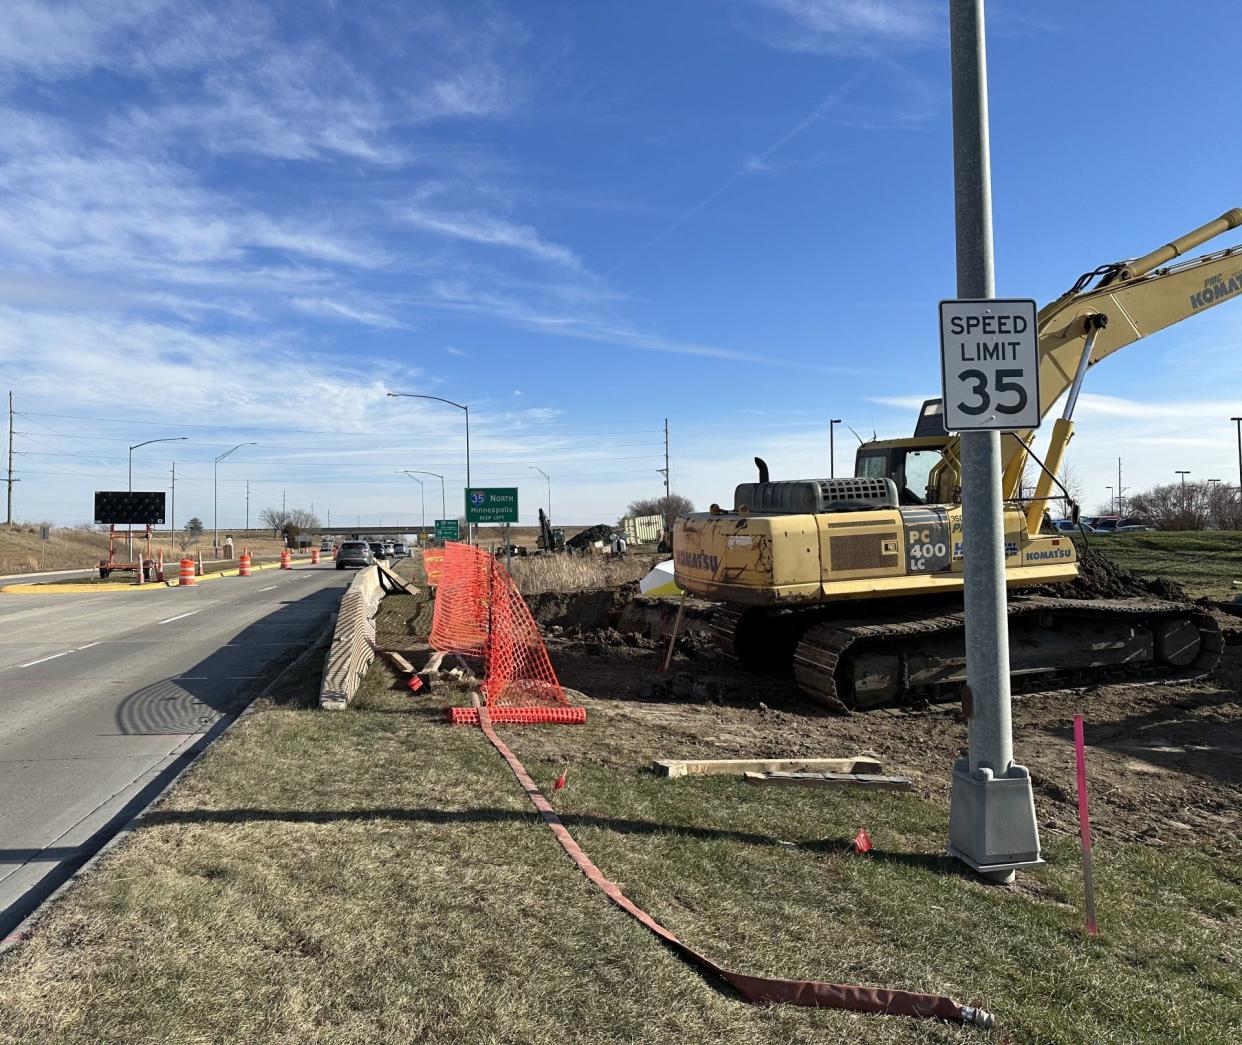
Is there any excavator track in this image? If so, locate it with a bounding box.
[788,596,1222,712]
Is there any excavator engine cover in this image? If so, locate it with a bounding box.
[734,477,898,514]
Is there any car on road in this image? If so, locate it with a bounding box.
[391,541,408,558]
[382,540,396,558]
[335,541,374,569]
[320,539,333,552]
[368,541,388,560]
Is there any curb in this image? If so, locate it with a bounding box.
[1,558,317,595]
[0,617,337,953]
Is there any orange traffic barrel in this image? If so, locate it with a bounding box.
[239,550,252,577]
[280,548,292,570]
[310,548,321,565]
[179,557,196,586]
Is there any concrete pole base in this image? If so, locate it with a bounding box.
[948,758,1044,881]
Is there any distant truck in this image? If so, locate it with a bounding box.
[621,513,663,545]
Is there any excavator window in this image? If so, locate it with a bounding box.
[856,448,944,505]
[901,449,942,506]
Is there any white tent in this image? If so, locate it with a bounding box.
[639,559,681,597]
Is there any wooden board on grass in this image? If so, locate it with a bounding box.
[743,770,912,792]
[653,756,882,779]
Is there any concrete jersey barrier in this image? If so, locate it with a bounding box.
[319,563,418,710]
[319,566,385,710]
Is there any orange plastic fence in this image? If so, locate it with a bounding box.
[446,706,585,726]
[422,547,445,586]
[482,556,565,708]
[428,543,489,656]
[429,542,566,709]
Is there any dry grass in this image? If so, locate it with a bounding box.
[0,657,1237,1044]
[505,553,654,594]
[0,524,293,576]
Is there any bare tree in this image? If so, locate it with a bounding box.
[260,507,287,534]
[1057,458,1085,508]
[1126,480,1211,530]
[625,493,695,534]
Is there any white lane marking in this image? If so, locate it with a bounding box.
[76,642,101,651]
[258,585,277,592]
[158,610,202,625]
[17,650,73,668]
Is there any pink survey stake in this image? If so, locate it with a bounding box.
[1073,714,1098,936]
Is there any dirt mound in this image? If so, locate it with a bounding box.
[1054,549,1189,602]
[565,524,614,552]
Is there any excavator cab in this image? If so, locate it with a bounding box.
[855,401,958,505]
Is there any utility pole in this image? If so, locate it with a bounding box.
[170,462,176,540]
[1231,418,1242,529]
[5,390,14,526]
[663,418,670,503]
[245,480,250,531]
[1117,457,1125,517]
[829,418,842,478]
[282,489,286,516]
[945,0,1041,883]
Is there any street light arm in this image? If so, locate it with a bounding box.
[215,441,258,464]
[387,391,467,412]
[130,436,189,452]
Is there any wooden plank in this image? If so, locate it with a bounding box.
[378,648,416,674]
[742,771,913,792]
[653,756,882,779]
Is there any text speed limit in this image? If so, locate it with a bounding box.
[939,298,1040,431]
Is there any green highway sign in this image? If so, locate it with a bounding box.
[434,519,460,540]
[465,487,518,524]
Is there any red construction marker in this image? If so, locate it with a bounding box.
[553,768,568,791]
[408,676,423,692]
[1074,714,1098,936]
[851,828,872,855]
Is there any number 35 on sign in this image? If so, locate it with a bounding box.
[939,299,1040,432]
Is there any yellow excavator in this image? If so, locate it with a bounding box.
[674,209,1242,710]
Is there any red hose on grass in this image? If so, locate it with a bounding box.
[473,704,994,1029]
[446,705,586,726]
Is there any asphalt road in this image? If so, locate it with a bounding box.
[0,562,351,936]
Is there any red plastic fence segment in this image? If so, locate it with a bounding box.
[429,542,565,707]
[428,542,490,656]
[422,548,445,586]
[482,556,566,708]
[446,705,586,726]
[472,703,979,1025]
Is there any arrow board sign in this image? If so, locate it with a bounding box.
[939,299,1040,432]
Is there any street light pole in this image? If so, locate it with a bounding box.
[388,392,471,542]
[128,436,187,560]
[829,418,842,478]
[398,472,425,535]
[530,466,551,521]
[1106,485,1114,516]
[406,470,446,531]
[214,443,257,555]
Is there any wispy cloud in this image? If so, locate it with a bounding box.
[291,297,405,330]
[735,0,941,55]
[400,205,580,268]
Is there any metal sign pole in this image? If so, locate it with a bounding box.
[946,0,1041,883]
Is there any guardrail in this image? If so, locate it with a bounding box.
[319,564,418,710]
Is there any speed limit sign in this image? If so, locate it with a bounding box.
[939,299,1040,431]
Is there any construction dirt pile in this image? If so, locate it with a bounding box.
[1053,548,1189,602]
[565,524,614,552]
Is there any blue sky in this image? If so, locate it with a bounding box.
[2,0,1241,529]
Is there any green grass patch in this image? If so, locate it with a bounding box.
[0,665,1237,1045]
[1082,530,1242,600]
